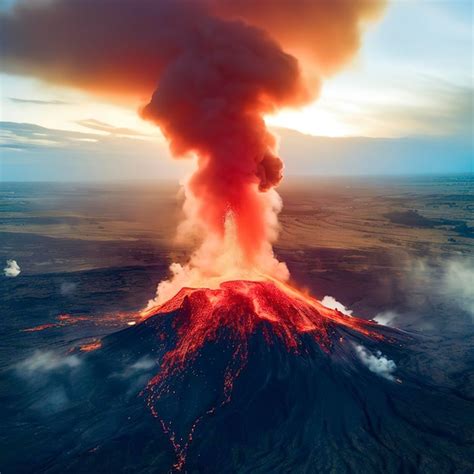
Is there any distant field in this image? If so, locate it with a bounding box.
[0,175,472,275]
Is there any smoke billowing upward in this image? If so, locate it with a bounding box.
[140,12,309,278]
[0,0,385,302]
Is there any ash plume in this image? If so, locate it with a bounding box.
[0,0,385,302]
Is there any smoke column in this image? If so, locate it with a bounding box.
[0,0,385,304]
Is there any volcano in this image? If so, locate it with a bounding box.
[6,280,473,474]
[140,279,388,469]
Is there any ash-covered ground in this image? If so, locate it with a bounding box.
[0,175,473,473]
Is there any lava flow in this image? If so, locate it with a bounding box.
[142,278,385,470]
[144,279,383,360]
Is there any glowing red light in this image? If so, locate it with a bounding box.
[143,279,383,470]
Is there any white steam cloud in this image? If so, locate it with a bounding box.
[321,295,353,316]
[373,310,399,327]
[369,257,474,331]
[16,351,81,374]
[112,357,156,379]
[355,344,397,381]
[60,282,77,295]
[14,351,82,414]
[4,259,20,277]
[443,259,474,319]
[408,256,474,322]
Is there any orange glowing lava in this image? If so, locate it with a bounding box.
[143,279,384,470]
[145,279,382,357]
[21,311,139,334]
[21,323,58,333]
[79,340,102,352]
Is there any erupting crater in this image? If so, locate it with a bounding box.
[140,279,386,470]
[144,279,383,367]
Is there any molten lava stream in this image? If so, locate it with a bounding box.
[142,278,384,470]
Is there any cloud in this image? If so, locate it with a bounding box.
[0,120,192,181]
[110,357,157,396]
[59,282,77,295]
[321,295,352,316]
[407,256,474,323]
[354,344,396,381]
[4,259,20,277]
[0,121,98,150]
[16,351,81,374]
[112,357,156,379]
[373,310,399,327]
[0,120,158,151]
[443,258,474,318]
[1,121,471,181]
[14,351,82,414]
[130,358,155,371]
[341,81,473,139]
[0,0,384,100]
[9,97,71,105]
[76,119,147,137]
[371,257,474,333]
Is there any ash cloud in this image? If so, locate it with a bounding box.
[0,0,384,98]
[4,259,20,277]
[0,0,384,300]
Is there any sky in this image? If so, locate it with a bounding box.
[0,0,472,180]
